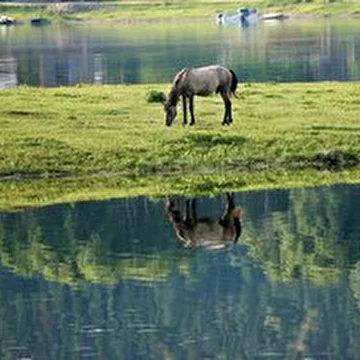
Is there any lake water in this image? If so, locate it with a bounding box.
[1,16,360,359]
[0,184,359,359]
[1,18,360,88]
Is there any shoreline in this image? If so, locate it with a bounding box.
[72,12,360,24]
[1,2,360,24]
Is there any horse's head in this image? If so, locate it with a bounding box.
[164,102,177,126]
[163,89,179,126]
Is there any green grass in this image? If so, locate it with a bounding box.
[0,82,360,211]
[1,0,360,23]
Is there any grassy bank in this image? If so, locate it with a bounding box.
[0,82,360,211]
[1,0,360,23]
[68,0,360,22]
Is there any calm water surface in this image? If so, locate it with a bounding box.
[0,184,359,359]
[1,18,360,88]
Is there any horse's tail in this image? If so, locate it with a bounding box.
[229,69,238,97]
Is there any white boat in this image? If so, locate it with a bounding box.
[261,13,288,21]
[238,8,258,26]
[216,13,240,25]
[216,7,258,27]
[0,15,15,26]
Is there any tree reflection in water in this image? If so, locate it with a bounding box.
[0,185,360,359]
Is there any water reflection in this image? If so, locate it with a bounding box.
[1,19,360,88]
[0,56,17,88]
[0,185,360,358]
[165,192,242,248]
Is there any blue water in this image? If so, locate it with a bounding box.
[0,184,359,359]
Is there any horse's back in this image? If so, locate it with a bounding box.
[182,65,233,96]
[186,221,234,247]
[190,65,231,82]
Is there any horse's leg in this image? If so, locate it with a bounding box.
[184,199,191,224]
[226,192,235,211]
[182,95,187,125]
[189,95,196,126]
[185,199,197,221]
[220,93,232,125]
[191,199,197,222]
[219,192,242,243]
[165,197,182,225]
[227,97,233,124]
[221,192,235,221]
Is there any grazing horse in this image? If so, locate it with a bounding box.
[163,65,238,126]
[165,192,242,249]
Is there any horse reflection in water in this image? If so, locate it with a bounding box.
[165,192,242,249]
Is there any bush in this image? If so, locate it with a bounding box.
[147,90,166,104]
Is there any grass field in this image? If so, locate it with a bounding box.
[0,82,360,211]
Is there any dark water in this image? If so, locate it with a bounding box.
[0,184,360,359]
[1,18,360,88]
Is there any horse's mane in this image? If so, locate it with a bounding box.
[166,68,189,106]
[166,88,179,106]
[173,68,188,87]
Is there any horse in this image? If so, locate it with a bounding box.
[165,192,242,249]
[163,65,238,126]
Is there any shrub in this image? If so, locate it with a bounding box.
[147,90,166,104]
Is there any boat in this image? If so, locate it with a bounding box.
[238,7,258,26]
[216,7,259,27]
[30,18,51,26]
[261,13,289,21]
[216,8,288,26]
[0,15,15,26]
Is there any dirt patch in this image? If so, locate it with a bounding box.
[227,149,359,173]
[281,149,359,172]
[311,149,359,171]
[0,170,74,181]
